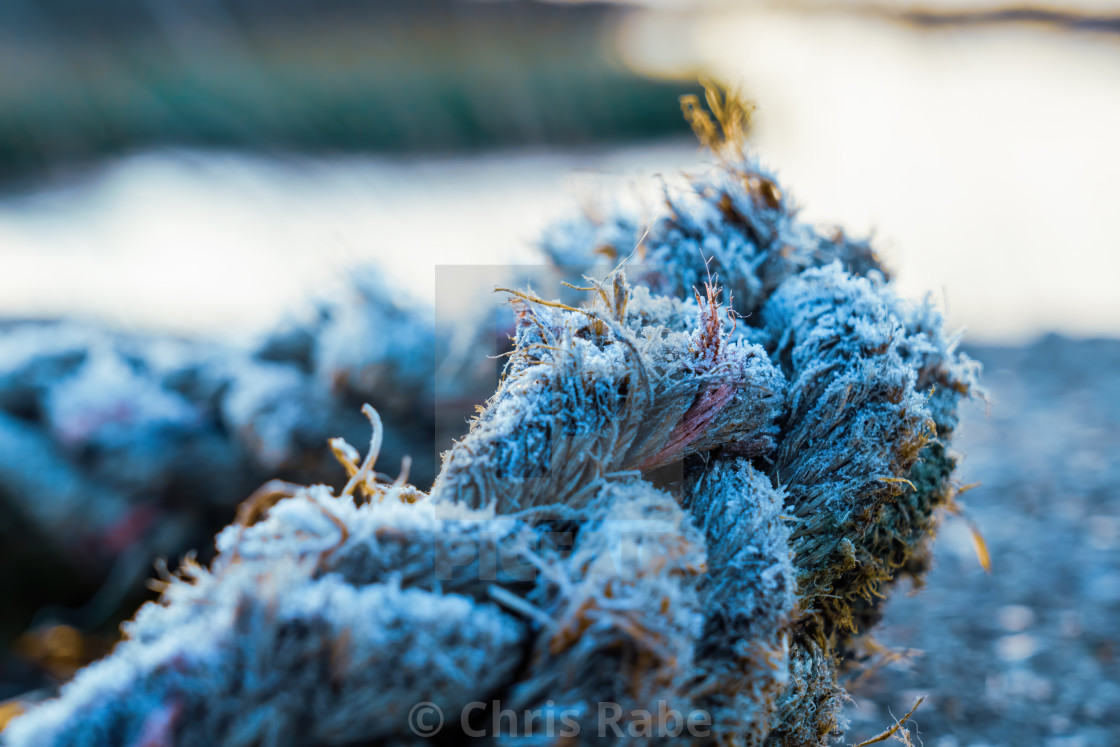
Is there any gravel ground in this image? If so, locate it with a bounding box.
[844,336,1120,747]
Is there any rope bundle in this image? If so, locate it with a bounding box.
[4,98,978,747]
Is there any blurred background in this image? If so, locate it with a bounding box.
[1,0,1118,744]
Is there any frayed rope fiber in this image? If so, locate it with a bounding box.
[3,88,978,747]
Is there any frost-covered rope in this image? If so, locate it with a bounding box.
[4,90,978,747]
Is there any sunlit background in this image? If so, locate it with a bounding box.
[2,0,1119,341]
[2,1,1119,744]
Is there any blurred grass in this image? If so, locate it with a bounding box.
[0,0,698,176]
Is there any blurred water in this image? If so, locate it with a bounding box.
[621,6,1120,341]
[2,8,1119,343]
[0,144,698,341]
